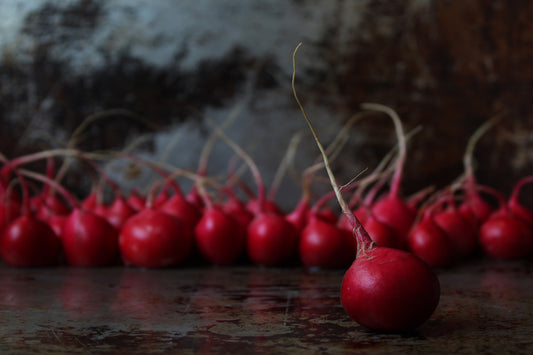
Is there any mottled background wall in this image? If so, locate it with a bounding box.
[1,0,532,210]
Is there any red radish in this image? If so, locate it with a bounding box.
[0,172,60,267]
[62,208,120,267]
[19,167,120,267]
[286,197,311,234]
[337,170,400,250]
[299,215,354,269]
[194,205,245,265]
[1,215,60,267]
[105,195,137,230]
[119,207,193,268]
[189,176,246,265]
[247,213,298,266]
[298,187,358,269]
[508,175,533,228]
[431,192,477,259]
[119,174,195,268]
[221,190,255,238]
[362,104,417,247]
[478,185,533,260]
[292,43,439,331]
[208,122,298,266]
[407,209,455,268]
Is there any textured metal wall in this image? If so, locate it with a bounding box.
[1,0,531,209]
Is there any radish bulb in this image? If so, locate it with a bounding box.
[477,185,533,260]
[292,43,439,331]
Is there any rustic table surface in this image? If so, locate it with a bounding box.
[0,258,532,354]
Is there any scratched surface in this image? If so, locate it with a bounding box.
[0,260,532,354]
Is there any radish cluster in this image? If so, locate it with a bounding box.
[0,45,531,334]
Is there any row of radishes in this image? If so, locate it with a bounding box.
[0,102,531,271]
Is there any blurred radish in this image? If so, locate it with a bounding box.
[293,43,439,331]
[0,171,60,267]
[193,180,245,266]
[407,207,455,268]
[478,185,533,260]
[119,173,197,268]
[119,207,192,268]
[432,190,477,260]
[206,120,298,266]
[19,167,119,267]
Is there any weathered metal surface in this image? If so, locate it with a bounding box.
[0,260,532,353]
[0,1,531,212]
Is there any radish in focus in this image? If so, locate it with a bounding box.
[292,43,440,331]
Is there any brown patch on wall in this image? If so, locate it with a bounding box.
[326,0,533,195]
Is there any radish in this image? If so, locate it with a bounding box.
[119,176,194,268]
[62,208,120,266]
[407,207,455,268]
[0,171,60,267]
[208,122,298,266]
[194,205,245,266]
[477,185,533,260]
[292,43,439,331]
[431,190,477,260]
[19,167,119,267]
[362,103,417,248]
[192,179,246,266]
[119,208,192,268]
[299,214,355,269]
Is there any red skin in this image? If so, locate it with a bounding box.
[371,195,416,249]
[1,215,60,267]
[313,208,338,225]
[47,214,67,238]
[35,193,70,221]
[194,207,245,265]
[509,202,533,228]
[105,196,137,230]
[433,209,477,259]
[119,209,193,268]
[159,194,202,238]
[0,199,21,234]
[285,199,311,235]
[407,216,454,268]
[338,211,400,249]
[299,216,354,269]
[247,213,298,266]
[459,195,493,229]
[222,197,255,240]
[246,199,284,216]
[126,190,146,212]
[341,246,440,332]
[479,213,533,260]
[62,208,119,267]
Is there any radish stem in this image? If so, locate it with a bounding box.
[292,43,372,254]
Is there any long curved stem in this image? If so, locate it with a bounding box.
[361,103,406,197]
[292,43,372,254]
